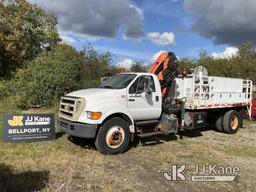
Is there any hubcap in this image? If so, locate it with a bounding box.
[231,116,239,130]
[106,126,125,149]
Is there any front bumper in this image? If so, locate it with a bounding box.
[58,118,97,138]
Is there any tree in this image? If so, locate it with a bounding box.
[195,50,241,77]
[6,44,117,108]
[179,58,195,70]
[12,44,85,108]
[82,44,117,85]
[130,61,147,72]
[237,42,256,82]
[0,0,60,76]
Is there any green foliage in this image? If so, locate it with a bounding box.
[197,52,241,77]
[237,42,256,82]
[0,80,5,99]
[12,44,84,108]
[0,114,2,137]
[8,44,117,108]
[130,61,147,72]
[178,43,256,82]
[82,44,117,82]
[179,58,196,69]
[197,43,256,81]
[0,0,60,77]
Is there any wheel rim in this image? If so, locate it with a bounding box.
[106,126,125,149]
[231,116,239,130]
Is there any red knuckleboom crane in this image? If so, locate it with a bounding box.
[149,52,180,98]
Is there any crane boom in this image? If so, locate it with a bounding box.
[149,52,180,98]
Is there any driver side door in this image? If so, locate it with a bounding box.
[127,75,162,121]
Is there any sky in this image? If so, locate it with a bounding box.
[29,0,256,69]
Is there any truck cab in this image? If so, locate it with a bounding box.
[59,73,163,154]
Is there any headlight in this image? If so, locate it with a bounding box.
[87,111,102,120]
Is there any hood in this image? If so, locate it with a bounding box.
[67,88,126,99]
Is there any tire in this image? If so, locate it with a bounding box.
[215,115,224,132]
[223,110,240,134]
[95,117,131,155]
[238,109,245,128]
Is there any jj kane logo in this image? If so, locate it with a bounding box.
[24,116,51,126]
[8,116,24,126]
[161,164,240,182]
[3,114,55,143]
[161,164,187,182]
[7,115,51,127]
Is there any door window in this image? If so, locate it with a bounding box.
[129,76,155,94]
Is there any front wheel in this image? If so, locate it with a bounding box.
[95,117,131,155]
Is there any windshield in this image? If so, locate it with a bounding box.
[100,74,137,89]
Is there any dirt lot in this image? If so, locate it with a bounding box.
[0,112,256,192]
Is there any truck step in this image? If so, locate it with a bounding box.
[135,120,159,126]
[137,131,174,138]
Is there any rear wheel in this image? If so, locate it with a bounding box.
[223,110,240,134]
[215,115,223,132]
[238,109,245,128]
[95,117,131,155]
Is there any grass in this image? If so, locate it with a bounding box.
[0,114,3,138]
[218,145,256,158]
[0,110,256,191]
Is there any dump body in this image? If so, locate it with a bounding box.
[173,74,253,110]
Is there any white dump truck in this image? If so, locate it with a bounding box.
[58,52,253,154]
